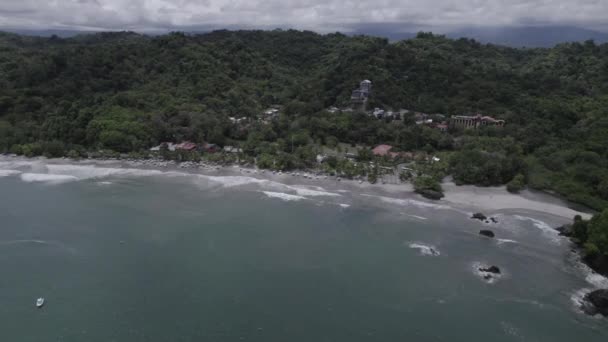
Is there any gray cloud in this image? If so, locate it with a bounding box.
[0,0,607,32]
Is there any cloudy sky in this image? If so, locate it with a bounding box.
[1,0,607,33]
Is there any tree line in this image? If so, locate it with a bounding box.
[0,29,607,211]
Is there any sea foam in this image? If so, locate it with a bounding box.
[408,243,440,256]
[513,215,561,243]
[262,191,307,202]
[362,194,451,210]
[46,164,164,180]
[20,173,79,184]
[286,185,342,197]
[203,175,268,188]
[0,169,21,177]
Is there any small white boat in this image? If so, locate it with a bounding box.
[36,297,45,308]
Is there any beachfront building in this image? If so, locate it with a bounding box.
[450,114,505,129]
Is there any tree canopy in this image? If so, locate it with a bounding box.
[1,30,608,209]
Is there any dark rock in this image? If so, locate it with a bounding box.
[479,265,501,274]
[490,217,498,223]
[417,189,444,200]
[585,289,608,316]
[479,230,495,238]
[472,213,487,221]
[555,224,573,237]
[583,254,608,278]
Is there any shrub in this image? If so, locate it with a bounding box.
[507,174,526,193]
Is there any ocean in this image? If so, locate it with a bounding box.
[1,157,607,341]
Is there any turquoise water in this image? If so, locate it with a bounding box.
[0,159,607,341]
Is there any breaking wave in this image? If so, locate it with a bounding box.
[406,214,428,220]
[513,215,561,243]
[0,169,21,177]
[20,173,79,184]
[362,194,451,210]
[286,185,342,197]
[262,191,307,202]
[203,175,268,188]
[338,203,351,208]
[46,164,164,180]
[408,243,440,256]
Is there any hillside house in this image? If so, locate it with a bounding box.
[351,80,372,106]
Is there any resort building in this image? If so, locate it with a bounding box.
[450,114,505,129]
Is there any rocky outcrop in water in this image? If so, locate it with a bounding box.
[417,189,444,200]
[479,265,501,274]
[554,224,573,237]
[583,254,608,278]
[584,289,608,317]
[479,230,495,238]
[472,213,487,221]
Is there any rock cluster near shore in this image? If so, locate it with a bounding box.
[584,290,608,317]
[416,189,444,200]
[553,224,608,318]
[477,264,502,282]
[471,213,498,224]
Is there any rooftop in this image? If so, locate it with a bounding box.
[372,144,393,156]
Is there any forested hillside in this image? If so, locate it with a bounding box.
[1,30,608,210]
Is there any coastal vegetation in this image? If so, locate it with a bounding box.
[566,211,608,274]
[413,175,444,200]
[1,30,608,212]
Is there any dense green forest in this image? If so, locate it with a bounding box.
[1,29,608,211]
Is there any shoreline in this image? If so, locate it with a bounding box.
[1,154,606,317]
[0,154,593,221]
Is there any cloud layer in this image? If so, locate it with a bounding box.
[1,0,607,32]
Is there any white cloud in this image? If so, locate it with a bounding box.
[0,0,606,32]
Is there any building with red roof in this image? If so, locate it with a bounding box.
[175,141,197,151]
[372,144,393,156]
